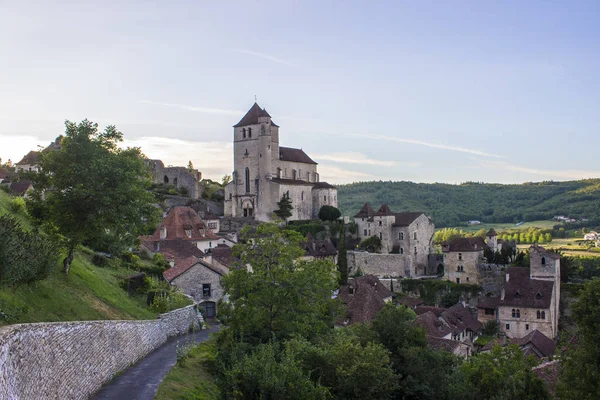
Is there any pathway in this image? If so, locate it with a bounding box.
[92,324,220,400]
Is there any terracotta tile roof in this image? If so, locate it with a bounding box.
[512,329,556,358]
[397,296,424,308]
[426,335,461,352]
[354,202,375,218]
[338,275,393,325]
[16,151,40,165]
[312,181,336,189]
[157,239,206,259]
[500,267,554,309]
[440,303,482,334]
[9,180,33,196]
[393,212,425,227]
[533,360,560,397]
[270,178,314,186]
[303,235,338,258]
[415,306,447,318]
[443,237,486,252]
[233,102,278,127]
[375,204,394,216]
[279,146,317,165]
[163,257,227,282]
[416,311,453,338]
[151,206,219,242]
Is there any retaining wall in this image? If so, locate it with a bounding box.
[0,304,202,400]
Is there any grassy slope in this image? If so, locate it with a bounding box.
[155,340,220,400]
[447,220,558,232]
[0,191,156,325]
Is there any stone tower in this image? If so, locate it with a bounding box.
[529,244,561,337]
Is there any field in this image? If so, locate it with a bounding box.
[446,220,559,233]
[517,238,600,257]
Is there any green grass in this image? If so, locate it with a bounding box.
[517,238,600,258]
[447,220,558,233]
[155,340,220,400]
[0,190,31,228]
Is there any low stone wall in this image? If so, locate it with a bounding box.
[348,252,408,278]
[0,304,202,400]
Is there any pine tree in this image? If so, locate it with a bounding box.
[274,193,293,221]
[338,223,348,285]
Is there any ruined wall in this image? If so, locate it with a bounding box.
[348,251,408,278]
[0,305,202,400]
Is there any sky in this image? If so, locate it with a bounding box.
[0,1,599,184]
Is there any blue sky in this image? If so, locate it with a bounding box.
[1,1,598,184]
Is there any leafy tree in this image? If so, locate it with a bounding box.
[337,224,348,285]
[455,345,549,400]
[29,119,159,273]
[219,223,340,345]
[358,235,382,252]
[274,193,293,221]
[481,320,500,336]
[318,205,341,222]
[221,174,232,186]
[558,278,600,399]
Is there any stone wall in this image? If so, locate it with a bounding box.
[0,305,202,400]
[348,251,408,278]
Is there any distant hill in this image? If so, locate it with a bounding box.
[336,179,600,228]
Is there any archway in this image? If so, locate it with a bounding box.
[437,263,444,276]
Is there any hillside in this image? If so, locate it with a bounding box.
[336,179,600,228]
[0,190,157,325]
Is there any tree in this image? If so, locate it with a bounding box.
[338,223,348,285]
[219,223,340,345]
[187,160,194,171]
[29,119,159,273]
[558,278,600,399]
[318,205,341,222]
[221,174,232,186]
[274,193,293,221]
[358,235,382,253]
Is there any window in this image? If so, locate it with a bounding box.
[414,247,417,255]
[324,196,326,202]
[506,323,510,330]
[348,287,354,295]
[379,232,382,240]
[516,309,520,318]
[364,229,368,236]
[202,284,211,298]
[229,193,232,200]
[414,232,417,240]
[458,253,462,260]
[456,278,461,284]
[526,324,529,330]
[466,277,469,282]
[301,191,304,201]
[277,168,282,178]
[163,175,169,184]
[512,309,516,318]
[400,247,404,255]
[485,308,494,315]
[541,256,546,265]
[245,167,250,193]
[209,242,212,248]
[537,310,541,319]
[185,229,191,238]
[399,232,404,240]
[248,127,252,137]
[243,128,246,138]
[292,169,297,180]
[541,311,546,320]
[379,221,382,226]
[243,209,248,217]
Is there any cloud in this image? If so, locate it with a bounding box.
[140,100,242,116]
[122,136,233,179]
[330,132,503,158]
[317,164,376,184]
[314,152,418,167]
[473,159,600,180]
[229,49,296,67]
[0,133,49,162]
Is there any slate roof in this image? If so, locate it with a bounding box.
[312,182,336,189]
[270,178,314,186]
[354,202,376,218]
[16,151,40,165]
[440,303,482,334]
[486,228,497,237]
[9,180,33,196]
[210,245,236,268]
[416,311,453,338]
[303,234,338,258]
[150,206,219,242]
[530,244,561,260]
[512,329,556,358]
[443,237,486,252]
[426,335,462,352]
[393,212,425,227]
[338,275,393,325]
[415,306,447,318]
[279,146,317,165]
[375,204,394,216]
[500,267,554,309]
[233,102,279,127]
[397,296,424,308]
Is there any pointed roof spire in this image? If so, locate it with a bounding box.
[354,202,375,218]
[375,204,394,216]
[233,102,275,127]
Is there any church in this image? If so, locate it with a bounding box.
[224,103,337,222]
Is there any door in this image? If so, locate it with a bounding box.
[200,301,216,318]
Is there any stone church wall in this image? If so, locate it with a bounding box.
[0,305,202,400]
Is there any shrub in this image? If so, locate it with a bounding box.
[318,205,341,222]
[92,253,112,267]
[482,320,500,336]
[10,197,26,213]
[358,235,382,252]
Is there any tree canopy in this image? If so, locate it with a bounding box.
[318,205,341,222]
[274,193,293,221]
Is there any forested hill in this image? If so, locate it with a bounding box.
[336,179,600,228]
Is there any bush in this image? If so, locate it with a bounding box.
[92,253,112,268]
[10,197,26,213]
[358,235,382,252]
[482,320,500,336]
[318,205,341,222]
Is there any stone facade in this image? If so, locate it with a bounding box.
[445,250,484,285]
[224,103,337,222]
[147,159,203,199]
[170,262,225,314]
[348,252,409,278]
[0,305,202,400]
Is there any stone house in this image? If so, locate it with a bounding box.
[442,237,486,285]
[163,256,226,318]
[146,159,203,199]
[224,103,338,222]
[302,234,338,264]
[477,245,560,339]
[141,206,220,253]
[353,203,435,276]
[480,329,556,359]
[337,275,393,325]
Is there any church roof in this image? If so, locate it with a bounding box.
[312,182,336,189]
[271,178,314,186]
[233,102,278,127]
[279,146,317,164]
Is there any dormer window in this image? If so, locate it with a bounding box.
[160,227,167,239]
[514,290,521,299]
[536,292,542,299]
[185,229,192,238]
[348,287,354,295]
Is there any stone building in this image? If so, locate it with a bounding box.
[442,237,486,285]
[477,245,560,339]
[224,103,337,222]
[353,203,435,276]
[337,275,393,325]
[146,159,203,199]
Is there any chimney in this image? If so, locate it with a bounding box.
[506,272,510,282]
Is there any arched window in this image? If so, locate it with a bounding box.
[245,167,250,193]
[541,311,546,320]
[541,256,546,265]
[163,175,169,184]
[243,128,246,138]
[516,309,521,318]
[400,248,404,254]
[248,128,252,137]
[537,310,541,319]
[512,309,516,318]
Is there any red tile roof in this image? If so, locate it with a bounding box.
[440,303,482,334]
[279,146,317,165]
[415,306,447,318]
[303,235,338,258]
[9,180,33,196]
[270,178,314,186]
[426,335,462,352]
[533,360,560,397]
[163,257,227,282]
[312,181,336,189]
[375,204,394,216]
[512,329,556,358]
[211,246,236,268]
[397,296,424,308]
